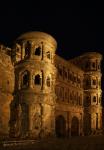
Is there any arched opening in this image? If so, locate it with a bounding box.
[46,51,51,59]
[34,74,41,85]
[71,116,79,136]
[83,113,91,135]
[25,42,31,58]
[55,115,66,138]
[34,47,41,56]
[21,71,29,88]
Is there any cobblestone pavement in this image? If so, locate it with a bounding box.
[1,136,104,150]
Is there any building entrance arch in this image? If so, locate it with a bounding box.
[71,116,79,136]
[55,115,66,137]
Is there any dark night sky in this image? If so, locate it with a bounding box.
[0,1,104,103]
[0,1,104,60]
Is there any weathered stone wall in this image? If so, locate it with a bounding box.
[70,52,103,135]
[0,46,14,136]
[10,32,57,138]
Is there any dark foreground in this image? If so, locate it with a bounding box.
[1,136,104,150]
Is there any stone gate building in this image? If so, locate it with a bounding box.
[0,31,103,138]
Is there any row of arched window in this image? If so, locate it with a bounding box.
[16,41,51,61]
[84,60,101,71]
[84,77,100,89]
[57,65,82,88]
[55,86,83,106]
[20,70,51,89]
[84,94,101,107]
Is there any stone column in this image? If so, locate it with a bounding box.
[42,70,46,91]
[21,42,25,59]
[29,71,33,88]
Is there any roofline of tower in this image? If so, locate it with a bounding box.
[16,31,57,49]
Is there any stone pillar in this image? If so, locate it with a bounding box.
[29,71,33,88]
[29,41,32,59]
[21,42,25,59]
[42,71,46,91]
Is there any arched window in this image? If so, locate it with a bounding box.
[46,51,51,59]
[34,74,41,85]
[93,96,96,102]
[34,47,41,56]
[92,62,96,68]
[92,79,96,85]
[22,71,29,88]
[25,42,31,58]
[46,76,51,87]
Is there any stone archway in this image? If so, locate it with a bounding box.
[83,113,91,136]
[71,116,79,136]
[55,115,66,138]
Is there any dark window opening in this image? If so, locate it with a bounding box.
[85,96,91,106]
[16,47,20,52]
[93,96,96,102]
[86,78,91,87]
[92,79,96,85]
[35,47,41,55]
[85,62,90,69]
[34,74,41,85]
[92,62,96,68]
[22,71,29,88]
[46,51,51,59]
[58,68,62,76]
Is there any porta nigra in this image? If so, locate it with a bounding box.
[0,32,103,138]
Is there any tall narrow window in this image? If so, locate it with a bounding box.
[35,47,41,55]
[22,71,29,88]
[58,67,62,76]
[92,79,96,85]
[34,74,41,85]
[93,96,96,102]
[92,62,96,68]
[46,51,51,59]
[25,42,31,58]
[46,76,51,87]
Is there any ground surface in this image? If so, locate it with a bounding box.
[1,136,104,150]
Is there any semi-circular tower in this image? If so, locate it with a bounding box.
[83,52,102,135]
[10,31,57,138]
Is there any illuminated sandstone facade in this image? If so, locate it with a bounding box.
[0,45,14,136]
[0,32,103,138]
